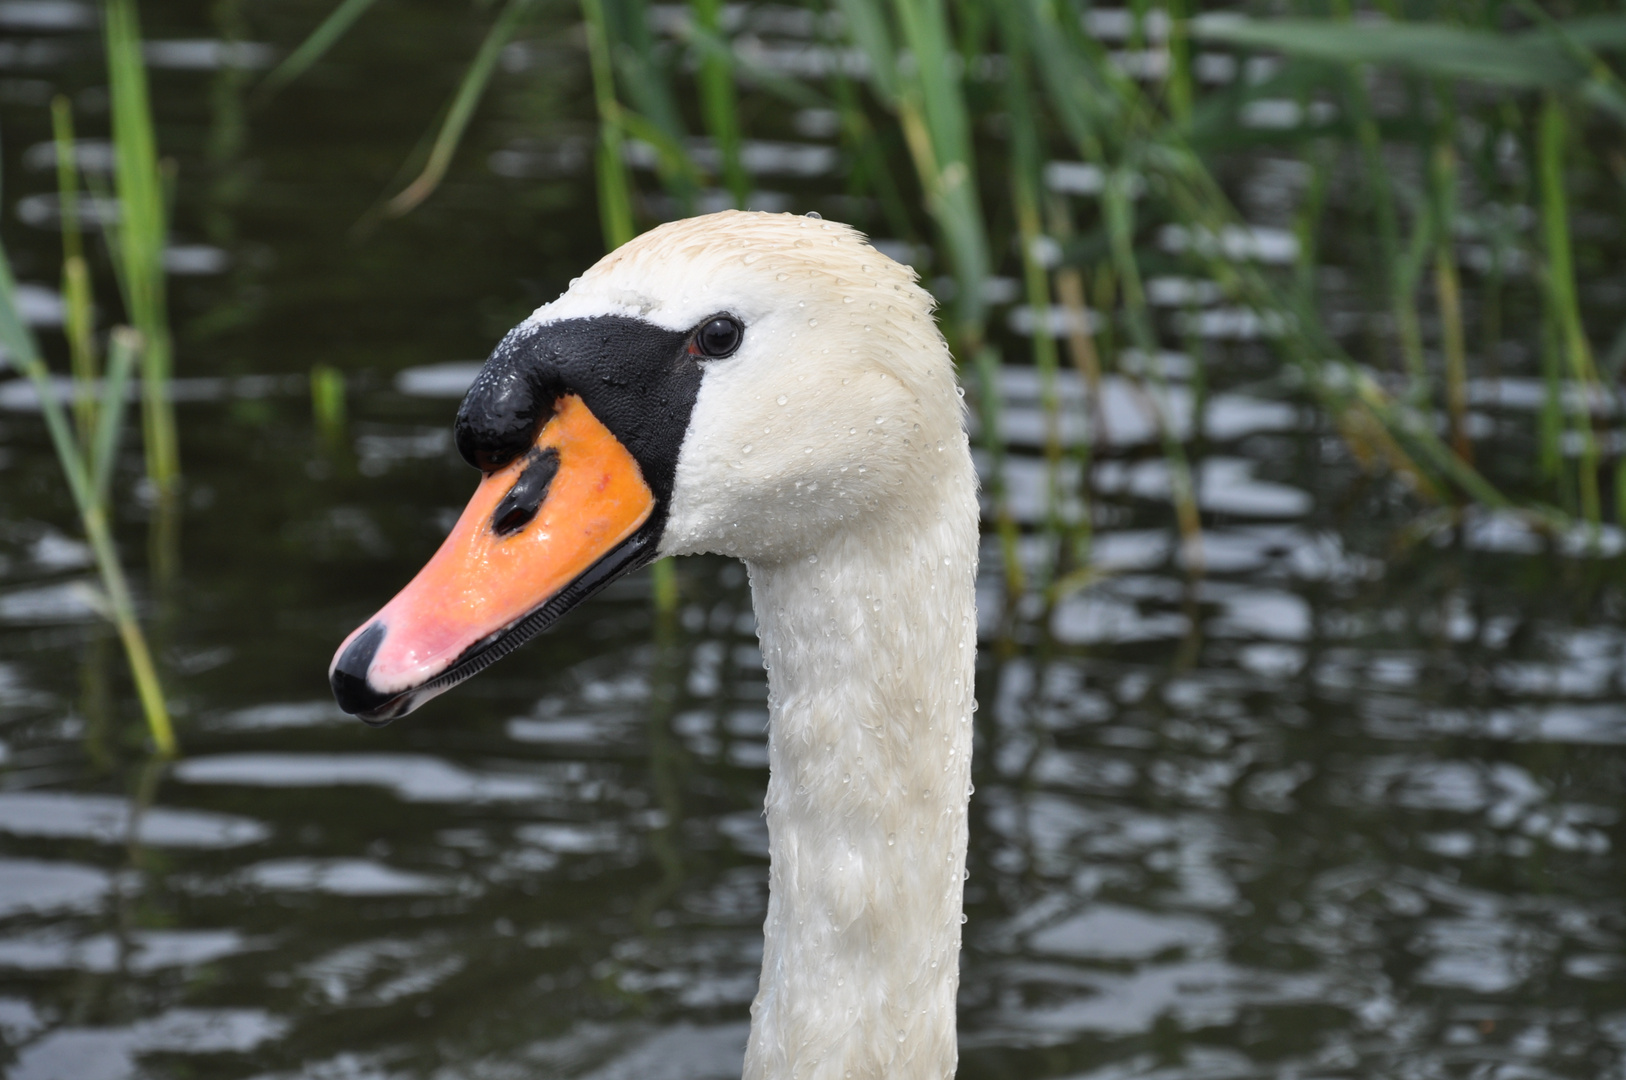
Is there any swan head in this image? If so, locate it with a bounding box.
[330,210,966,723]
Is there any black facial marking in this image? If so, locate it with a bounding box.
[454,359,560,473]
[338,315,714,725]
[455,315,705,516]
[491,447,560,536]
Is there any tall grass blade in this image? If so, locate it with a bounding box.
[52,96,99,451]
[603,0,696,210]
[1323,4,1425,382]
[1196,17,1578,91]
[691,0,749,206]
[1511,0,1626,123]
[92,329,140,507]
[310,364,347,445]
[259,0,385,98]
[104,0,179,494]
[0,247,176,757]
[1430,132,1471,462]
[580,0,681,607]
[1103,170,1204,572]
[581,0,635,247]
[996,0,1064,584]
[889,0,990,345]
[386,0,538,215]
[1538,93,1600,525]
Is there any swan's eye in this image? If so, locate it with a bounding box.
[694,316,743,358]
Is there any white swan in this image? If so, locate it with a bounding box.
[330,210,978,1080]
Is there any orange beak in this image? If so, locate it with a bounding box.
[330,394,655,723]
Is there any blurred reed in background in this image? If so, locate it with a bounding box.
[261,0,1626,598]
[1,0,183,755]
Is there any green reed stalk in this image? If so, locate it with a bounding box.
[1045,195,1102,584]
[974,344,1027,599]
[840,0,1021,596]
[823,28,916,241]
[310,364,347,445]
[606,0,701,212]
[691,0,749,206]
[1292,140,1329,313]
[999,0,1064,579]
[1015,201,1064,580]
[581,0,678,611]
[105,0,179,497]
[387,0,537,215]
[1166,0,1193,128]
[1328,13,1426,383]
[1616,452,1626,526]
[92,332,141,508]
[883,0,990,346]
[1022,0,1525,521]
[1539,306,1566,490]
[1538,93,1600,525]
[582,0,636,247]
[0,253,176,756]
[1430,123,1471,463]
[1047,198,1105,438]
[52,97,100,453]
[258,0,384,98]
[1102,170,1203,571]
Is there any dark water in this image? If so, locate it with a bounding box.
[3,3,1626,1078]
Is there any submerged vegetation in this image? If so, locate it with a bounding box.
[265,0,1626,606]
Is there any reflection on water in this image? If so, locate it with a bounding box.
[1,1,1625,1078]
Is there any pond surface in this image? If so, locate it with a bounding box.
[2,2,1626,1078]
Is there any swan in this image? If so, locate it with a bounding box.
[329,210,978,1080]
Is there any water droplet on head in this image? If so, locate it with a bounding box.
[960,913,968,924]
[742,444,753,454]
[777,395,788,406]
[914,699,923,712]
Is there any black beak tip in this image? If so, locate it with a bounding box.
[330,622,408,724]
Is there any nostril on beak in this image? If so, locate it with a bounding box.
[331,622,394,718]
[492,447,561,536]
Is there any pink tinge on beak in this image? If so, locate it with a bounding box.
[329,394,655,722]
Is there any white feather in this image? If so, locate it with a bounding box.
[530,211,979,1080]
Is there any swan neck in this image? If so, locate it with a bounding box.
[743,513,976,1080]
